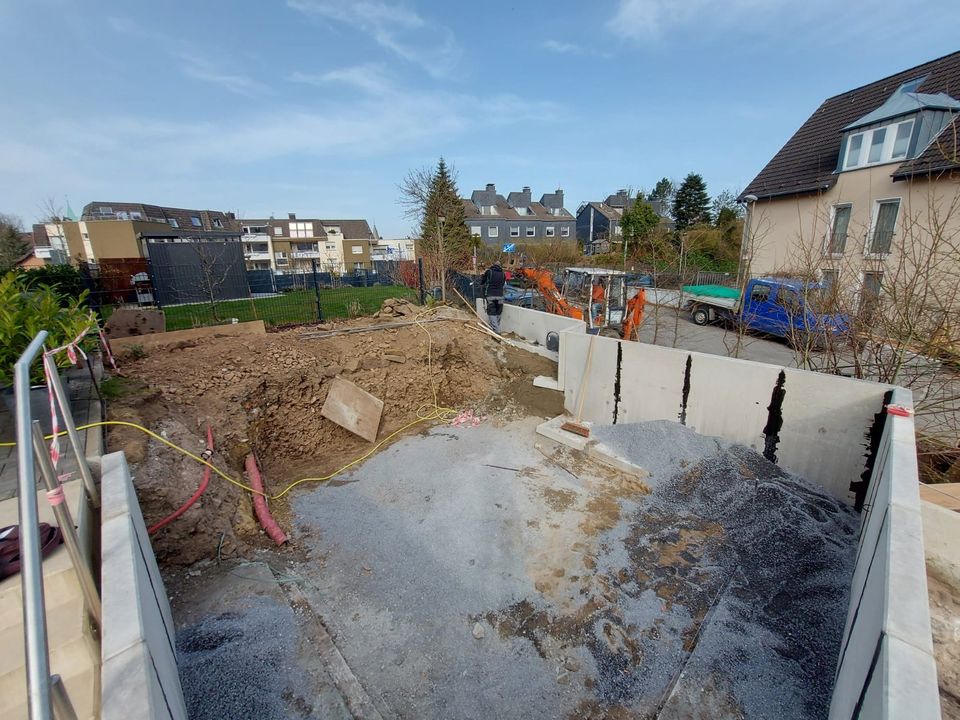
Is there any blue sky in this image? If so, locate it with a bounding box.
[1,0,957,236]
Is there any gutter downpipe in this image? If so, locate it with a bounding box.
[15,330,53,719]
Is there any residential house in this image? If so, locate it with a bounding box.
[239,214,375,273]
[739,52,960,307]
[371,238,417,261]
[462,184,575,247]
[32,202,242,264]
[576,190,673,255]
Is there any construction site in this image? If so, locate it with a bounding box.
[2,290,951,720]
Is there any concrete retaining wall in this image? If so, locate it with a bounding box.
[475,299,585,348]
[828,388,941,719]
[100,452,187,720]
[559,330,889,502]
[647,288,682,308]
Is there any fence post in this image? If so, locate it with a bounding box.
[146,257,162,309]
[311,259,324,322]
[417,258,426,305]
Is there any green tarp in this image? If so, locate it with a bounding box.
[682,284,741,299]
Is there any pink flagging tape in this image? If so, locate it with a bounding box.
[42,354,61,469]
[46,486,65,507]
[886,404,914,417]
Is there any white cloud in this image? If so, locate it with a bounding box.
[542,39,582,54]
[175,52,270,97]
[290,63,392,95]
[287,0,459,77]
[607,0,779,41]
[105,16,268,96]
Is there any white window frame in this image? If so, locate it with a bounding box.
[560,226,570,237]
[213,218,224,228]
[826,203,852,257]
[865,198,901,257]
[190,216,202,227]
[843,119,914,170]
[273,226,283,236]
[545,226,555,237]
[470,226,481,237]
[509,226,520,237]
[289,221,314,239]
[351,245,363,255]
[168,218,179,228]
[525,226,536,237]
[488,226,499,238]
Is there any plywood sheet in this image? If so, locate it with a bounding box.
[321,377,384,442]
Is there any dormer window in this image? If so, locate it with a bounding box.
[843,119,914,170]
[480,205,497,216]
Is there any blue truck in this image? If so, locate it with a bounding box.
[682,277,849,345]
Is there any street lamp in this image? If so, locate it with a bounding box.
[437,212,447,302]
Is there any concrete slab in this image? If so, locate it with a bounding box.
[289,417,857,719]
[321,377,384,443]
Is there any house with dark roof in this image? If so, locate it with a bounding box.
[462,184,575,247]
[239,213,376,272]
[740,52,960,299]
[576,190,673,255]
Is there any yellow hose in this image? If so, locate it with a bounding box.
[1,305,461,501]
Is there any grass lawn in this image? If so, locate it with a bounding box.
[161,285,418,331]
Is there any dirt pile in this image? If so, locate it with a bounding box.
[107,312,556,562]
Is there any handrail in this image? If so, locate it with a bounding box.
[15,330,53,719]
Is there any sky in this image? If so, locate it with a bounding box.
[1,0,958,237]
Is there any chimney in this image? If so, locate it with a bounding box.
[485,183,496,192]
[288,212,296,220]
[522,186,531,193]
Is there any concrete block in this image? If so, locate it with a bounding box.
[532,375,560,390]
[536,415,591,453]
[921,500,960,587]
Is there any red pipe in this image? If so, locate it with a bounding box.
[148,425,214,535]
[245,453,288,546]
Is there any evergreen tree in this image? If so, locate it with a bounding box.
[619,194,661,242]
[647,177,675,217]
[417,158,471,267]
[672,173,711,232]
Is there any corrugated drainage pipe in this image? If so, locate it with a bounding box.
[245,453,288,545]
[148,425,214,535]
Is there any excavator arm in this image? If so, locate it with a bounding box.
[515,267,584,321]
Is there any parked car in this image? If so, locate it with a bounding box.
[503,284,537,308]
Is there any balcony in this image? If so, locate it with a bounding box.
[291,250,321,259]
[244,251,272,261]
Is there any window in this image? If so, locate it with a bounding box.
[844,119,914,169]
[351,245,363,255]
[273,226,283,236]
[869,199,899,255]
[750,283,771,304]
[867,127,886,164]
[275,251,287,258]
[326,243,336,250]
[775,287,801,314]
[295,242,316,252]
[488,226,499,238]
[516,207,530,216]
[480,205,497,216]
[98,206,112,214]
[560,226,570,237]
[354,262,364,269]
[510,226,520,237]
[828,205,851,254]
[860,271,883,322]
[130,211,142,220]
[525,226,536,237]
[821,269,838,289]
[470,226,481,237]
[213,218,224,228]
[168,218,179,228]
[545,226,555,237]
[190,216,202,227]
[289,222,314,238]
[892,121,912,159]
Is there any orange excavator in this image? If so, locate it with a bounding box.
[513,266,646,341]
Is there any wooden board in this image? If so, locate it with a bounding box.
[321,377,384,443]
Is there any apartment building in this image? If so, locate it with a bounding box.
[32,202,241,263]
[462,184,575,247]
[370,238,417,261]
[239,214,375,272]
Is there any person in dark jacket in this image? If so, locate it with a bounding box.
[480,261,506,334]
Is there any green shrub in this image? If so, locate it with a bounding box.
[20,264,87,302]
[0,271,96,386]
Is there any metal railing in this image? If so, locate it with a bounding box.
[15,330,101,719]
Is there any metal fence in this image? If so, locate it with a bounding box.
[81,250,424,331]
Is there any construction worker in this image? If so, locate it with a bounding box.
[480,260,506,335]
[591,277,606,324]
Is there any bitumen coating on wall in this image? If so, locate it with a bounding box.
[281,417,857,719]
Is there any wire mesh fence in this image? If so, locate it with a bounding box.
[81,251,423,331]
